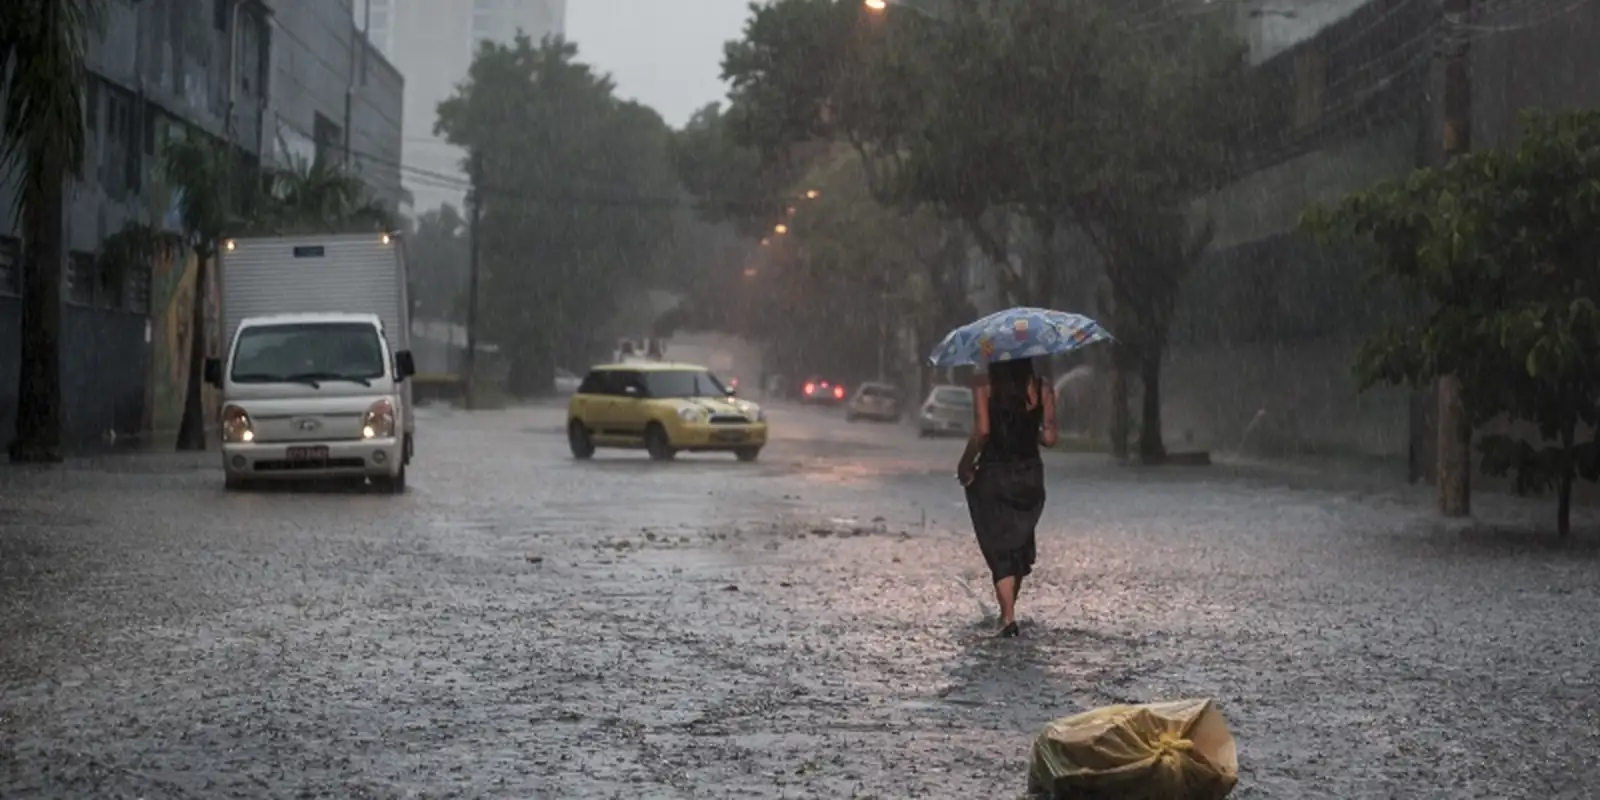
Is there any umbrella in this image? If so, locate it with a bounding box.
[927,307,1112,367]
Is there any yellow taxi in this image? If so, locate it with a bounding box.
[567,362,769,461]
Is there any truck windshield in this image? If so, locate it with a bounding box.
[231,322,387,385]
[642,370,728,398]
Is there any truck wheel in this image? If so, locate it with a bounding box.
[645,423,676,461]
[404,432,414,465]
[735,447,761,463]
[373,465,407,494]
[568,421,595,460]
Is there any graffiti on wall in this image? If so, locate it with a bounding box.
[145,244,196,448]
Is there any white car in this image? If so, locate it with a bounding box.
[918,384,974,437]
[554,368,582,394]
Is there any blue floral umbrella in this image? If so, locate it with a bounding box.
[927,307,1112,367]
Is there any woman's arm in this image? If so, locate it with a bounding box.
[1039,384,1059,448]
[957,379,990,486]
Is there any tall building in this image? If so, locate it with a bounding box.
[355,0,567,214]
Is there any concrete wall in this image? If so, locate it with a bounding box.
[0,300,149,450]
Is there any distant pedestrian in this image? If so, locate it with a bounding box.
[956,358,1056,637]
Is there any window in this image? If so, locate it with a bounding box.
[66,252,96,306]
[214,0,229,31]
[0,237,20,297]
[231,322,388,383]
[641,370,728,399]
[312,113,343,168]
[100,85,139,196]
[127,257,151,314]
[933,387,973,407]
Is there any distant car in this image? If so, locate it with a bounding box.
[918,384,974,437]
[799,376,848,406]
[554,368,582,394]
[846,382,903,423]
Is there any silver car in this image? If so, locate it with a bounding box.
[847,382,904,422]
[918,384,974,437]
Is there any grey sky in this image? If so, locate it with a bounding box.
[566,0,754,129]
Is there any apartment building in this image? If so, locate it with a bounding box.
[355,0,567,213]
[0,0,405,450]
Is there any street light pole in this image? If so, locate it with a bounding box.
[464,149,483,408]
[1436,0,1472,516]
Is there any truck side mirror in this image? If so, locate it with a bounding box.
[394,350,416,380]
[203,358,222,386]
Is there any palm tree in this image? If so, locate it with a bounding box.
[0,0,102,462]
[159,136,254,451]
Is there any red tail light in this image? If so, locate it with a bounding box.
[804,382,816,395]
[833,386,845,399]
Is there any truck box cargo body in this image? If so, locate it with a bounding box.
[207,233,417,492]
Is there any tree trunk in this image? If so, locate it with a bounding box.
[1436,374,1470,516]
[9,152,67,464]
[1137,347,1167,464]
[175,252,209,451]
[1109,363,1129,460]
[1557,467,1573,539]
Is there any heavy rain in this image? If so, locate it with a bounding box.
[2,0,1599,797]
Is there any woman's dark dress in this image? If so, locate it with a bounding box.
[964,381,1046,584]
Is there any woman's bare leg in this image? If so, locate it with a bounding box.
[994,576,1018,627]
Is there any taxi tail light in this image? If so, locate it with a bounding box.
[363,398,396,439]
[222,404,253,443]
[804,382,816,396]
[833,386,845,399]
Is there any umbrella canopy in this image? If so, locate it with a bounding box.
[928,307,1112,367]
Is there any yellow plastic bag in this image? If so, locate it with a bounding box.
[1027,698,1238,800]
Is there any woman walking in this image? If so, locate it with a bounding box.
[957,358,1057,637]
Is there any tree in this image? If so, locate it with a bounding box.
[0,0,102,462]
[1303,110,1600,537]
[436,35,681,393]
[407,204,470,322]
[717,0,1256,462]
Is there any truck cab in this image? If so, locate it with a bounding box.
[205,312,415,492]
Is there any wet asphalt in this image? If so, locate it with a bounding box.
[2,400,1599,799]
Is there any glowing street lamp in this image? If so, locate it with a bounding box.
[774,223,789,235]
[804,189,820,199]
[864,0,888,9]
[743,267,759,278]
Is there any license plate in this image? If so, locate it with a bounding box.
[286,445,330,461]
[712,430,748,443]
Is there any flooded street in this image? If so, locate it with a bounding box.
[3,402,1599,799]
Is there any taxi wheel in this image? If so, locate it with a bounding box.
[645,423,676,461]
[568,421,595,460]
[735,447,761,463]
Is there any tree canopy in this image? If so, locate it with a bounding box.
[697,0,1257,459]
[1303,109,1600,536]
[435,35,684,392]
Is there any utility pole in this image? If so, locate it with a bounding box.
[464,149,483,408]
[1436,0,1471,516]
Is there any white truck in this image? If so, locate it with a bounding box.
[203,232,416,492]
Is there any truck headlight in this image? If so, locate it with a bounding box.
[222,405,254,443]
[363,399,396,439]
[677,406,705,422]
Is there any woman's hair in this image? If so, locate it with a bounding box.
[988,358,1037,407]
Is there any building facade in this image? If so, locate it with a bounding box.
[354,0,567,214]
[0,0,405,451]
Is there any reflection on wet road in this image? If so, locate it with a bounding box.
[3,401,1599,797]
